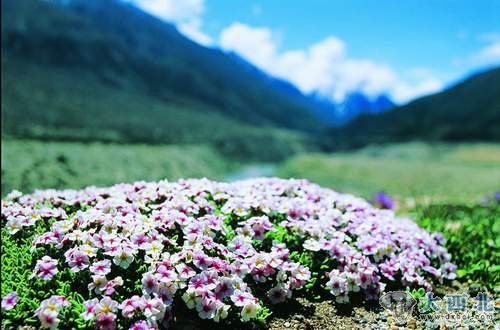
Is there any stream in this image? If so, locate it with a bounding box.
[224,163,277,181]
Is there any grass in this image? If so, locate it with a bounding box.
[1,139,236,195]
[415,202,499,292]
[277,142,500,203]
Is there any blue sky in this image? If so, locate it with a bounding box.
[131,0,500,103]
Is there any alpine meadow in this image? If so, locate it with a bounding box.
[1,0,499,329]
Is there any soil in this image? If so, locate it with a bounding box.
[172,283,498,330]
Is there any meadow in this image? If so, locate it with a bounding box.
[4,140,499,203]
[1,139,235,195]
[277,142,500,204]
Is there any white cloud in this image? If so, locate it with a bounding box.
[454,33,500,68]
[474,41,500,65]
[132,0,213,45]
[219,23,442,102]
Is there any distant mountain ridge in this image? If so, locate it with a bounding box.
[1,0,319,133]
[1,0,394,138]
[309,92,395,126]
[323,66,500,149]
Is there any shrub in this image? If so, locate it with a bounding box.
[1,178,454,328]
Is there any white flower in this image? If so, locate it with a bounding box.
[95,297,118,315]
[303,239,321,251]
[214,302,230,322]
[240,301,259,321]
[112,248,134,269]
[6,217,22,235]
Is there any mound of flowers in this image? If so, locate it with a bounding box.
[1,178,455,329]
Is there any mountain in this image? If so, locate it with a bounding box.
[335,92,394,124]
[293,91,395,126]
[1,0,323,157]
[323,67,500,149]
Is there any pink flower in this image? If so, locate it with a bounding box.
[196,298,216,319]
[96,312,116,330]
[129,320,151,330]
[90,259,112,276]
[1,291,18,310]
[143,297,166,321]
[230,290,254,307]
[120,296,142,318]
[65,248,90,272]
[141,272,158,294]
[33,256,58,280]
[175,263,196,280]
[81,298,99,320]
[38,309,59,329]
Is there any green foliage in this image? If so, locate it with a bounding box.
[276,143,500,203]
[1,216,72,327]
[324,67,500,149]
[415,202,500,291]
[1,139,235,195]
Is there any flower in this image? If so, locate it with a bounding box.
[96,297,119,315]
[38,309,59,329]
[195,298,216,319]
[143,297,166,321]
[81,298,99,320]
[1,291,18,310]
[129,320,151,330]
[34,296,70,329]
[214,302,230,322]
[90,259,112,276]
[303,239,321,251]
[267,286,288,304]
[141,272,158,294]
[112,246,135,269]
[65,248,90,272]
[96,312,116,330]
[1,177,455,327]
[240,301,259,321]
[230,290,254,307]
[33,256,58,280]
[6,218,21,235]
[372,192,395,210]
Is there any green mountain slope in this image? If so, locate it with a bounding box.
[323,67,500,149]
[1,0,320,159]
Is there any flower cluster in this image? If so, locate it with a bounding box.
[34,296,70,328]
[1,178,455,328]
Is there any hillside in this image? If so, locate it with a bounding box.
[1,0,323,157]
[323,67,500,149]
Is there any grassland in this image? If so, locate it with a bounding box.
[4,140,499,203]
[277,142,500,203]
[1,139,236,195]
